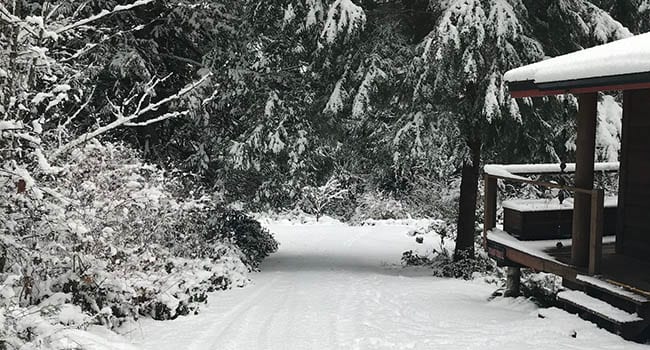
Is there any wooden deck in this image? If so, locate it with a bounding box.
[487,228,650,295]
[554,249,650,296]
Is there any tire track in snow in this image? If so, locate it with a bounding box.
[135,223,647,350]
[183,274,281,350]
[255,275,293,349]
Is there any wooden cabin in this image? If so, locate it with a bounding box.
[483,32,650,341]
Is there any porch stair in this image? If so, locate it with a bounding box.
[557,276,650,341]
[576,275,650,319]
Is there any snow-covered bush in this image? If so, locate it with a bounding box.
[0,140,278,347]
[351,191,409,222]
[520,272,563,307]
[0,3,279,345]
[402,246,497,280]
[401,221,497,280]
[202,208,279,269]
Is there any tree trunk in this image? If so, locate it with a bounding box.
[455,138,481,260]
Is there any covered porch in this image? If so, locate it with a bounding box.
[483,32,650,340]
[483,161,650,340]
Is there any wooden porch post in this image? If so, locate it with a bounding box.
[571,93,598,267]
[483,175,497,248]
[504,266,521,297]
[589,189,604,274]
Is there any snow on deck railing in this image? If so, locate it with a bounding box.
[484,162,619,179]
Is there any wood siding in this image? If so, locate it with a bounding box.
[619,89,650,261]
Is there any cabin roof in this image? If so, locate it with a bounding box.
[504,32,650,98]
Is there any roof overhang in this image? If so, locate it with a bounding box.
[508,71,650,98]
[504,32,650,98]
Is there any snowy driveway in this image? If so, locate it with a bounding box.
[131,221,646,349]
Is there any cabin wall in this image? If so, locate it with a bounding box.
[618,89,650,261]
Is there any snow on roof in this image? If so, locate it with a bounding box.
[504,32,650,84]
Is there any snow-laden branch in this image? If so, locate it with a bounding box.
[40,186,79,205]
[62,24,145,62]
[123,110,189,127]
[0,5,20,24]
[0,5,38,37]
[54,0,154,34]
[320,0,366,44]
[201,89,220,105]
[52,73,212,158]
[56,89,94,147]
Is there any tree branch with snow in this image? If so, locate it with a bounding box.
[52,73,212,158]
[53,0,155,34]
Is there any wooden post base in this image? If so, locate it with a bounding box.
[504,267,522,297]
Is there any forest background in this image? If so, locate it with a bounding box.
[1,0,649,347]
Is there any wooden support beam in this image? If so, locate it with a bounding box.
[483,175,497,249]
[572,93,598,267]
[504,246,577,279]
[616,91,631,254]
[589,189,604,275]
[504,267,521,297]
[615,88,650,259]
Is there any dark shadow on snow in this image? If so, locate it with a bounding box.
[260,252,435,278]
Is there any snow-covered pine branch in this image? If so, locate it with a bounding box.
[323,78,347,114]
[584,2,631,43]
[320,0,366,45]
[352,63,386,118]
[52,73,212,158]
[306,0,325,27]
[642,0,650,11]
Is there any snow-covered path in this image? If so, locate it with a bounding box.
[130,221,646,349]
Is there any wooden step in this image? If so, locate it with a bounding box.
[576,275,650,318]
[557,290,648,341]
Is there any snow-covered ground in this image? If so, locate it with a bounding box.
[127,219,647,349]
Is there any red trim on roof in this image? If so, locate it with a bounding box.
[568,82,650,95]
[511,89,564,98]
[510,82,650,98]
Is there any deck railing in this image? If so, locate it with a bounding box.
[483,162,619,275]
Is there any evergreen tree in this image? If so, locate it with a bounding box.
[415,0,631,259]
[592,0,647,33]
[642,1,650,31]
[415,0,541,258]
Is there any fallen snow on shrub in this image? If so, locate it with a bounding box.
[0,141,278,349]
